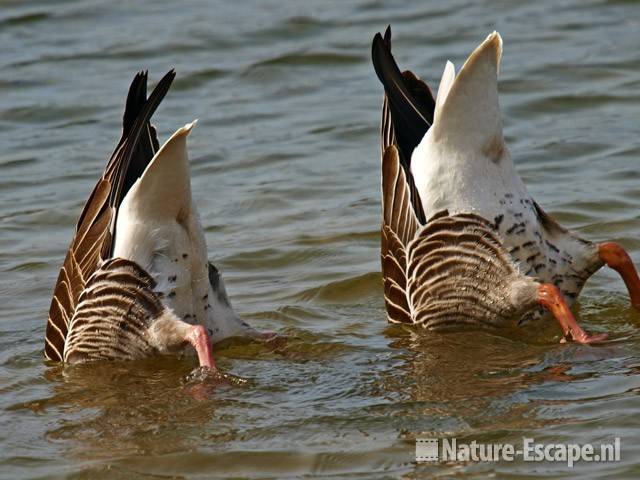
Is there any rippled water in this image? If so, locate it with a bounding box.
[1,0,639,478]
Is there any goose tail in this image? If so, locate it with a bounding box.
[118,120,198,221]
[429,32,505,159]
[372,26,435,166]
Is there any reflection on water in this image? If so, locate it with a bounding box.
[1,0,640,478]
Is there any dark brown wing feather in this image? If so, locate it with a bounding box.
[44,71,176,361]
[63,258,164,364]
[381,145,421,324]
[381,95,426,224]
[104,70,175,228]
[372,27,435,165]
[374,27,433,224]
[117,71,162,207]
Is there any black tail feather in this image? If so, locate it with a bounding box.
[118,71,167,206]
[106,69,176,254]
[383,24,391,45]
[372,27,435,167]
[122,71,148,137]
[107,70,175,210]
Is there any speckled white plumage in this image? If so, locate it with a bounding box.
[411,32,601,305]
[113,121,256,343]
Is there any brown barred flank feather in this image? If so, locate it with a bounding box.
[63,258,167,363]
[406,213,529,329]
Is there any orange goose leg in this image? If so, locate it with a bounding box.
[598,242,640,310]
[538,284,608,344]
[187,325,216,369]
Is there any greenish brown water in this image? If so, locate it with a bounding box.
[1,0,640,478]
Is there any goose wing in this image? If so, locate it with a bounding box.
[372,26,434,224]
[44,71,175,361]
[381,145,421,324]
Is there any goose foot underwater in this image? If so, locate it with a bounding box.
[372,27,640,342]
[45,71,264,368]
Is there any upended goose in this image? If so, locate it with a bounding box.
[372,28,640,343]
[45,71,259,367]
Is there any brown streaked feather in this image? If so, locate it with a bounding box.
[75,209,111,273]
[380,146,422,324]
[74,179,111,236]
[405,213,533,329]
[64,258,165,364]
[381,95,426,225]
[45,71,176,361]
[381,146,420,245]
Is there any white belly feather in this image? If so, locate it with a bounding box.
[113,121,255,343]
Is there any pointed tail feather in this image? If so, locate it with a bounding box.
[429,32,504,157]
[118,120,196,221]
[372,27,435,166]
[107,69,176,214]
[122,71,149,138]
[120,70,161,203]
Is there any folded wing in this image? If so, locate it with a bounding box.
[45,71,175,361]
[381,145,421,323]
[372,26,434,224]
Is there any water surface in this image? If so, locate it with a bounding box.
[1,0,639,478]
